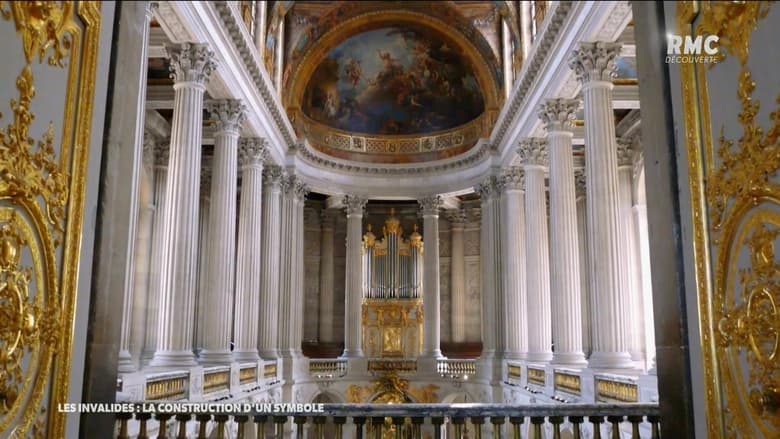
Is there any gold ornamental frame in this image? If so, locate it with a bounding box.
[0,1,101,437]
[677,1,778,437]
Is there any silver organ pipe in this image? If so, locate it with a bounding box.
[362,210,423,300]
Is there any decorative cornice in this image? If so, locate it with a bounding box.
[490,1,574,149]
[568,42,621,84]
[517,138,549,167]
[165,42,217,85]
[206,99,246,134]
[538,99,580,133]
[238,138,267,168]
[296,138,494,176]
[212,2,296,149]
[419,196,444,216]
[500,166,525,191]
[344,195,367,216]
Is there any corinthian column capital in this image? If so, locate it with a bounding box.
[444,209,468,226]
[262,165,284,188]
[616,137,635,167]
[568,42,621,84]
[500,167,525,191]
[538,99,580,133]
[419,195,444,216]
[207,99,246,134]
[165,42,217,85]
[476,175,501,201]
[238,138,268,169]
[344,195,367,216]
[517,138,549,167]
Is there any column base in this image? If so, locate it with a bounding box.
[117,350,136,373]
[551,352,588,368]
[419,349,443,359]
[587,351,635,369]
[148,350,198,369]
[258,348,279,360]
[525,352,553,363]
[198,349,233,365]
[339,349,364,358]
[233,350,261,362]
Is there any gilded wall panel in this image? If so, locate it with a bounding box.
[677,1,780,437]
[0,2,101,437]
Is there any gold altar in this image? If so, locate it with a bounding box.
[362,299,423,358]
[361,210,424,358]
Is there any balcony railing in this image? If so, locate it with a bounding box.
[115,403,661,439]
[309,359,348,379]
[436,359,477,379]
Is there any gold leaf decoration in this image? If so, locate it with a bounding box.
[2,1,75,66]
[696,1,771,66]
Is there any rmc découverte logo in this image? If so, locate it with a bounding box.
[666,34,719,63]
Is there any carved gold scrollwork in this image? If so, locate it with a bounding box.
[679,1,779,436]
[1,1,101,436]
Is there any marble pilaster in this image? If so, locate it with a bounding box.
[318,210,337,343]
[444,210,467,344]
[476,177,502,359]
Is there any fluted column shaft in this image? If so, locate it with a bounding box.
[233,139,266,362]
[477,178,500,358]
[194,170,211,352]
[258,166,283,358]
[341,196,367,358]
[279,177,307,357]
[540,99,587,367]
[200,100,246,364]
[318,211,336,343]
[446,211,467,343]
[151,43,216,368]
[575,171,592,357]
[499,169,528,359]
[569,42,633,368]
[420,196,444,358]
[518,139,552,363]
[142,146,169,364]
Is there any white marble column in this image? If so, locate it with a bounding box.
[194,165,211,352]
[575,169,592,358]
[142,143,170,365]
[341,195,367,358]
[258,166,284,359]
[420,196,444,358]
[617,138,645,363]
[150,43,216,368]
[521,1,534,59]
[200,100,246,364]
[499,168,528,360]
[122,133,156,372]
[476,176,501,358]
[568,42,633,369]
[233,138,267,362]
[279,176,307,357]
[517,138,552,363]
[539,99,588,367]
[444,210,467,344]
[318,210,337,343]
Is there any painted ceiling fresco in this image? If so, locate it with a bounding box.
[301,25,486,136]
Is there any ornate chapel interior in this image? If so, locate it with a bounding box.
[0,1,778,438]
